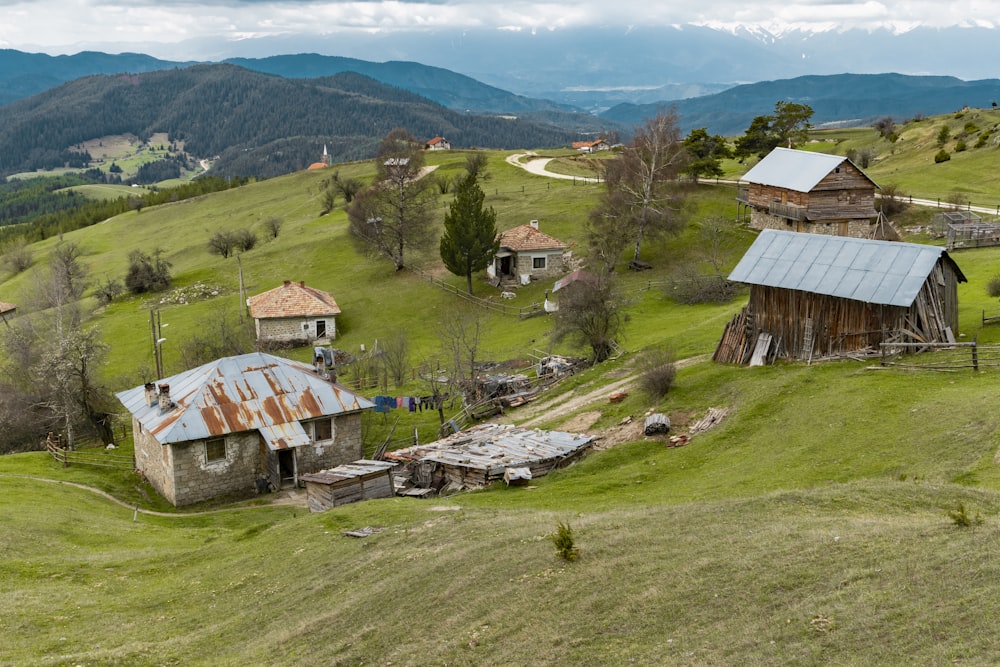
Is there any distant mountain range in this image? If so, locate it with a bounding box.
[0,64,585,179]
[6,47,1000,179]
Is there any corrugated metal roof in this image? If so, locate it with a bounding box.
[115,352,374,445]
[385,423,594,476]
[728,229,964,307]
[740,147,857,193]
[300,459,395,485]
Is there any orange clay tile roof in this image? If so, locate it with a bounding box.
[498,224,569,252]
[248,281,341,319]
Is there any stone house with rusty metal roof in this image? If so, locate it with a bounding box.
[248,280,340,344]
[736,148,881,238]
[116,352,374,506]
[487,220,570,285]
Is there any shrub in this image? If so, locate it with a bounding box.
[955,140,967,153]
[948,502,983,528]
[2,239,33,274]
[667,269,740,305]
[638,347,678,400]
[550,521,579,561]
[262,216,283,239]
[124,249,172,294]
[233,228,258,252]
[988,275,1000,298]
[878,183,908,216]
[934,149,951,163]
[94,277,124,306]
[208,230,236,258]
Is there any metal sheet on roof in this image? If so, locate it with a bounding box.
[739,148,849,193]
[115,352,374,445]
[259,422,311,451]
[728,229,953,307]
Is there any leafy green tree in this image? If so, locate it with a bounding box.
[734,101,814,159]
[439,174,500,294]
[682,127,732,182]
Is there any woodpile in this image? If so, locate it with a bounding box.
[643,413,671,436]
[688,407,729,435]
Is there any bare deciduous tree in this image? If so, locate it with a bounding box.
[588,110,690,269]
[553,275,625,363]
[348,129,439,271]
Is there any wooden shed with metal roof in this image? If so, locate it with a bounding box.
[116,352,374,506]
[714,230,967,364]
[736,147,881,238]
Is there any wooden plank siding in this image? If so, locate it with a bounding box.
[715,258,962,364]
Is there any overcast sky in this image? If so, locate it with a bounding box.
[0,0,992,59]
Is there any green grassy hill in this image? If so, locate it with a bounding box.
[7,137,1000,664]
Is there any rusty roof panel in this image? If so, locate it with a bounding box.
[116,352,374,444]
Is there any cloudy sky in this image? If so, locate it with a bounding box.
[0,0,991,59]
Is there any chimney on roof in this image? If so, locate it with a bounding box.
[144,382,157,407]
[529,219,539,229]
[283,279,291,286]
[157,384,171,411]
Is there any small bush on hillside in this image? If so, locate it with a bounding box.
[667,268,740,305]
[878,183,908,216]
[262,216,283,239]
[208,230,236,258]
[955,141,967,153]
[987,275,1000,298]
[233,228,258,252]
[937,125,951,146]
[934,149,951,163]
[638,347,678,400]
[2,239,33,274]
[948,502,983,528]
[551,521,579,561]
[94,276,124,306]
[124,249,172,294]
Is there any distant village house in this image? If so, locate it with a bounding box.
[116,352,375,506]
[248,280,340,344]
[736,147,881,238]
[572,138,609,153]
[425,137,451,150]
[487,220,570,285]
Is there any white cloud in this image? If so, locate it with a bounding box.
[0,0,997,57]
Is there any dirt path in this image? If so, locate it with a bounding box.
[505,152,601,182]
[0,473,307,515]
[508,354,710,429]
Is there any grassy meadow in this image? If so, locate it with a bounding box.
[7,118,1000,664]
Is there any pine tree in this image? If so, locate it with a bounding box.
[439,174,499,294]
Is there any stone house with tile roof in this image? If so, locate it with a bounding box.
[426,136,451,150]
[115,352,374,506]
[247,280,340,344]
[487,220,570,284]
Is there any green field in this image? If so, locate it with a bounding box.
[7,121,1000,664]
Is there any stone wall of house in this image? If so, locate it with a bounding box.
[133,416,176,504]
[296,413,364,473]
[171,431,261,506]
[257,316,335,343]
[516,251,567,280]
[749,210,875,239]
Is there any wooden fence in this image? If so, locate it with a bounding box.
[47,441,135,470]
[879,341,1000,371]
[407,267,545,318]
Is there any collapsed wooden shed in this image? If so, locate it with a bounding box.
[385,423,594,490]
[715,229,967,364]
[301,459,395,512]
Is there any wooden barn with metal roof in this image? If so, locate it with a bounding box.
[116,352,373,506]
[736,147,883,239]
[714,230,967,364]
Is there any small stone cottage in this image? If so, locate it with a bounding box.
[116,352,374,506]
[248,280,340,344]
[487,221,569,285]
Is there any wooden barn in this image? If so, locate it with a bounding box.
[301,460,396,512]
[714,230,967,364]
[736,148,883,239]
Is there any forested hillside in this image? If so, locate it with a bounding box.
[0,64,581,179]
